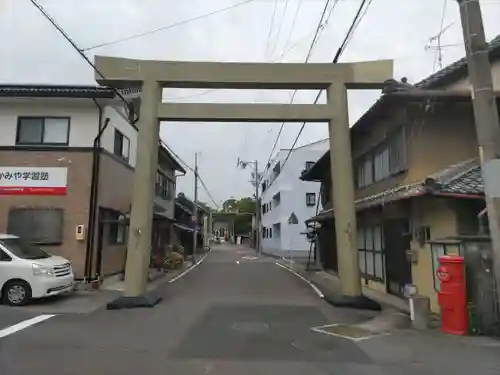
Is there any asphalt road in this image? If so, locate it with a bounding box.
[1,244,499,374]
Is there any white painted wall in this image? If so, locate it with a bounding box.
[0,97,137,169]
[260,139,328,258]
[102,104,138,168]
[0,98,99,147]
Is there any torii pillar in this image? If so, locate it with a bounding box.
[95,56,393,309]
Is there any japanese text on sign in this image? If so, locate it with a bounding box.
[0,171,50,181]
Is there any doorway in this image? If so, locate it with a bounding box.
[383,218,412,297]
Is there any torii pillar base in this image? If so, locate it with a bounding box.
[106,293,162,310]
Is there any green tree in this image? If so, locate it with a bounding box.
[221,197,256,213]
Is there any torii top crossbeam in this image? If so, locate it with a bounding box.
[95,56,393,90]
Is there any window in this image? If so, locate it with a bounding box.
[113,129,130,161]
[7,208,64,245]
[305,161,315,171]
[356,157,374,188]
[269,227,273,238]
[306,193,316,207]
[109,211,126,244]
[357,226,384,281]
[374,148,390,182]
[16,117,69,145]
[155,172,171,200]
[355,126,407,187]
[0,250,11,262]
[389,127,407,174]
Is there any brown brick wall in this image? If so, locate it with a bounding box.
[92,151,134,278]
[0,149,93,277]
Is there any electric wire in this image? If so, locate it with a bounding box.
[29,0,220,210]
[277,0,373,175]
[262,0,338,178]
[82,0,258,52]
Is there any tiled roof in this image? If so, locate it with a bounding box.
[416,34,500,88]
[0,84,116,99]
[306,159,483,222]
[433,159,483,195]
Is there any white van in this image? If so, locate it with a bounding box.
[0,234,75,306]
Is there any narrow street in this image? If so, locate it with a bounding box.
[0,244,499,374]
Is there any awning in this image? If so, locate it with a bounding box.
[305,209,333,223]
[174,223,194,232]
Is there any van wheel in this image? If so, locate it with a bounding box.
[2,280,32,306]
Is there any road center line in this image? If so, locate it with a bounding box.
[169,248,212,283]
[275,261,324,298]
[0,314,56,339]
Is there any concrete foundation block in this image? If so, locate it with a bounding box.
[410,294,431,330]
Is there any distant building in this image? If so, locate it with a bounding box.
[259,139,328,258]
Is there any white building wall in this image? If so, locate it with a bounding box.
[102,104,138,168]
[260,139,328,258]
[0,97,137,169]
[0,98,99,147]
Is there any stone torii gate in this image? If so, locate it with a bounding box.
[95,56,393,308]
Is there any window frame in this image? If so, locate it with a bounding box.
[16,116,70,146]
[155,171,171,200]
[357,225,385,282]
[355,126,407,188]
[108,210,127,245]
[7,207,65,245]
[113,129,130,161]
[306,192,316,207]
[305,161,315,171]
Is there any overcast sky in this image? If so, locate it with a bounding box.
[2,0,500,207]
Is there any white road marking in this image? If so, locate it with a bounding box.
[169,249,212,283]
[236,260,240,264]
[275,261,324,298]
[310,324,390,342]
[241,256,258,260]
[0,314,56,339]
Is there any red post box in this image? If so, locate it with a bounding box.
[436,255,467,335]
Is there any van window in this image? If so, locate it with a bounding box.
[0,238,50,260]
[0,250,12,262]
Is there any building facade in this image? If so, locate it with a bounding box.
[301,34,500,313]
[174,192,209,253]
[260,139,328,258]
[0,85,184,282]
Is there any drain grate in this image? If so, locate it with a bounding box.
[311,324,389,342]
[232,322,270,333]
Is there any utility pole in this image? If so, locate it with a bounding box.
[192,152,199,263]
[456,0,500,309]
[208,208,213,247]
[237,158,261,253]
[254,160,261,254]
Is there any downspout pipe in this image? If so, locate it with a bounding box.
[84,98,110,282]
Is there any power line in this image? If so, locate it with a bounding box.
[262,0,338,176]
[82,0,257,51]
[29,0,221,211]
[268,0,291,59]
[28,0,136,121]
[164,27,329,102]
[281,0,305,56]
[264,0,280,60]
[160,141,220,209]
[277,0,373,175]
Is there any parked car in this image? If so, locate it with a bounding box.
[0,234,75,306]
